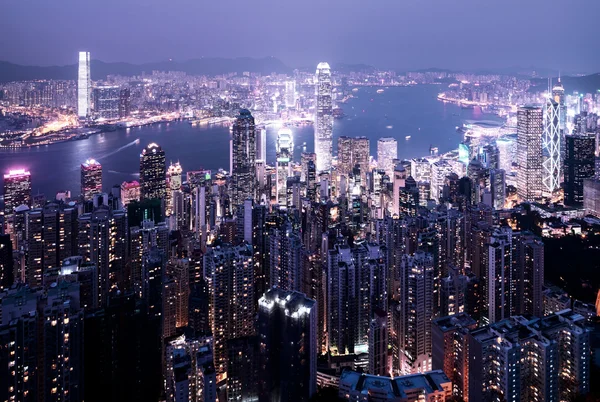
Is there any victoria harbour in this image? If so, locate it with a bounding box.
[0,85,501,196]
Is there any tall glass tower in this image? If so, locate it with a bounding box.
[542,98,560,194]
[81,159,102,200]
[230,109,256,209]
[315,62,333,172]
[276,127,293,204]
[517,106,543,202]
[139,143,166,201]
[77,51,91,119]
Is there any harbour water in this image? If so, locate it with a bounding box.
[0,85,503,197]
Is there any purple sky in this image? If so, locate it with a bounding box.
[2,0,599,71]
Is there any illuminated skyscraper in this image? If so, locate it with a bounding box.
[315,62,333,172]
[552,79,567,167]
[165,162,182,217]
[139,143,167,201]
[81,159,102,200]
[337,136,370,179]
[77,51,91,119]
[120,180,140,206]
[542,98,561,194]
[230,109,256,210]
[276,127,293,204]
[377,137,398,178]
[3,169,32,218]
[285,80,296,108]
[516,106,543,202]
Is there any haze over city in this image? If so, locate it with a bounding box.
[2,0,600,72]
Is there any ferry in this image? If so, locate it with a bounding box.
[405,135,411,140]
[376,89,385,94]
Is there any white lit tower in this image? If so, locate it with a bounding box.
[552,78,567,168]
[516,106,543,202]
[166,162,182,216]
[542,97,561,194]
[285,80,296,108]
[77,51,91,119]
[276,127,293,205]
[315,62,333,172]
[377,137,398,178]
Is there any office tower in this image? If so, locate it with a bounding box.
[553,79,567,168]
[276,127,293,204]
[377,137,398,178]
[479,144,499,170]
[258,288,317,402]
[227,336,259,402]
[542,98,561,193]
[307,160,317,201]
[337,136,370,180]
[78,205,127,306]
[230,109,257,210]
[285,80,296,108]
[164,334,215,402]
[338,370,452,401]
[81,158,102,200]
[315,62,333,171]
[564,132,595,206]
[118,87,130,118]
[139,143,167,201]
[93,85,120,119]
[368,309,388,376]
[120,180,140,206]
[410,158,432,183]
[0,234,13,290]
[3,168,32,218]
[496,136,516,173]
[396,250,434,374]
[584,178,600,216]
[77,51,91,119]
[300,152,316,182]
[431,313,477,400]
[468,311,590,402]
[204,243,255,381]
[517,106,543,201]
[166,162,182,217]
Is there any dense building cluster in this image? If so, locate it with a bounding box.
[0,60,599,402]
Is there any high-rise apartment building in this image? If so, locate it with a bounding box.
[276,127,293,204]
[77,51,91,119]
[258,288,317,402]
[140,143,167,201]
[204,243,255,381]
[230,109,256,209]
[81,159,102,200]
[517,106,543,201]
[314,62,333,171]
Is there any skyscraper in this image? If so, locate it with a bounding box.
[314,62,333,172]
[285,80,296,108]
[337,136,370,179]
[77,51,91,119]
[564,132,596,206]
[542,98,561,194]
[3,169,32,218]
[81,159,102,200]
[139,143,167,201]
[377,137,398,178]
[276,127,293,204]
[517,106,543,201]
[230,109,256,209]
[166,162,182,217]
[258,288,317,402]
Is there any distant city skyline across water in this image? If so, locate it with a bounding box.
[0,85,503,198]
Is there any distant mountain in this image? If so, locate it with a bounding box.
[530,73,600,94]
[0,57,291,82]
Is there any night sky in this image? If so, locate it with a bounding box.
[2,0,599,71]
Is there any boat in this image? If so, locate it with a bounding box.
[376,89,384,94]
[386,125,393,129]
[405,135,411,140]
